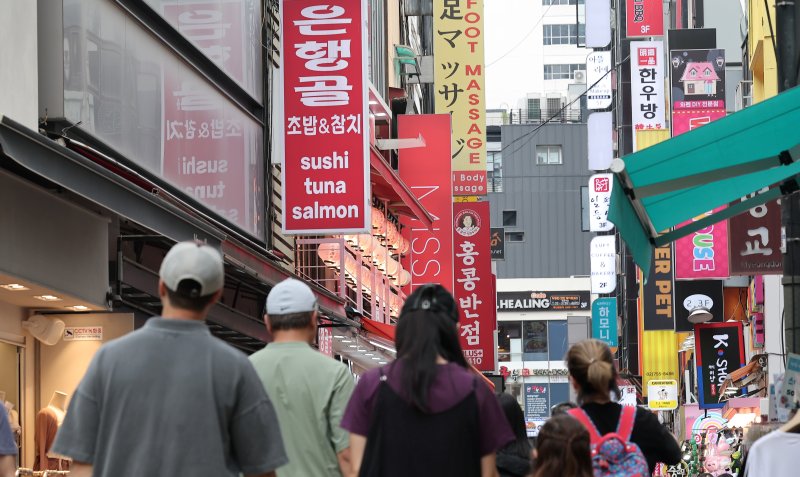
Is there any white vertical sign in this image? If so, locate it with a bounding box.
[631,41,666,148]
[589,173,614,232]
[585,0,611,48]
[591,235,617,294]
[588,112,613,170]
[586,51,612,110]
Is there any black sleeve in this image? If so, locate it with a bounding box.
[629,407,683,473]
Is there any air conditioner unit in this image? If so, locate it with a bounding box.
[573,70,587,84]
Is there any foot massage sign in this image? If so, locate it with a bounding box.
[281,0,371,234]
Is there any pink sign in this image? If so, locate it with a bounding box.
[281,0,370,234]
[453,201,496,372]
[398,114,454,293]
[672,108,727,136]
[674,208,730,279]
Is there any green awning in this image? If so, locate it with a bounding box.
[609,86,800,274]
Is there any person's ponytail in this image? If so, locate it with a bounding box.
[566,339,620,403]
[587,359,614,394]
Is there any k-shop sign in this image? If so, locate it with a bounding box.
[281,0,371,234]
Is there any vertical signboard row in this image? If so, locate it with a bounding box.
[281,0,370,234]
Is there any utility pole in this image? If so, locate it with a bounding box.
[777,0,800,355]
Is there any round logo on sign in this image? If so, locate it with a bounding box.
[454,209,481,237]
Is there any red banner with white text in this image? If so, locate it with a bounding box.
[281,0,370,234]
[454,201,496,371]
[398,114,454,294]
[626,0,664,38]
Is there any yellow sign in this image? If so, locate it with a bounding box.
[647,379,678,410]
[433,0,486,196]
[641,330,679,397]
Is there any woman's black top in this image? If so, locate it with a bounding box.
[581,402,682,474]
[358,373,481,477]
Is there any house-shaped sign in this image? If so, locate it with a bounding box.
[680,62,720,96]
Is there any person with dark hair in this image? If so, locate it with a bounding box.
[341,284,514,477]
[495,393,532,477]
[565,339,681,474]
[531,414,593,477]
[51,241,288,477]
[550,401,578,416]
[250,278,356,477]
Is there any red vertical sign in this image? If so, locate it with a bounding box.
[454,201,496,372]
[161,2,251,232]
[281,0,370,234]
[626,0,664,38]
[398,114,454,293]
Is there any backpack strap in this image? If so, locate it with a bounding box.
[567,408,603,444]
[616,405,637,442]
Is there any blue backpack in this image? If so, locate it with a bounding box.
[568,407,649,477]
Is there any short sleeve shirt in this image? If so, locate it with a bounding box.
[341,361,514,456]
[0,410,17,456]
[250,342,355,477]
[52,318,288,477]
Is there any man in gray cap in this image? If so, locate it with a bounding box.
[52,241,288,477]
[250,278,355,477]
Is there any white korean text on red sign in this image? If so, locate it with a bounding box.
[281,0,370,234]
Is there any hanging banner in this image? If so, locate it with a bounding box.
[589,174,614,232]
[641,242,674,330]
[592,297,618,348]
[729,193,783,275]
[626,0,664,38]
[642,330,679,397]
[631,41,666,141]
[490,227,505,260]
[695,322,745,409]
[281,0,370,234]
[399,114,454,292]
[670,49,727,136]
[674,280,724,332]
[453,201,496,372]
[674,208,730,279]
[586,51,613,110]
[433,0,487,196]
[590,236,617,294]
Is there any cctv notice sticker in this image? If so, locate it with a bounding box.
[63,326,103,341]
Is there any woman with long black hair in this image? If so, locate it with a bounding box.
[495,393,532,477]
[341,284,514,477]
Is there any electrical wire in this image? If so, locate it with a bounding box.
[498,54,630,158]
[486,1,556,68]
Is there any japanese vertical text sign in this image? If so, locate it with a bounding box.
[631,42,666,134]
[626,0,664,37]
[281,0,370,234]
[454,201,496,371]
[433,0,487,196]
[695,322,745,409]
[398,114,455,293]
[592,298,618,348]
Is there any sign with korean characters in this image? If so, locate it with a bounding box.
[647,379,678,410]
[399,114,454,292]
[63,326,103,342]
[670,49,727,136]
[626,0,664,38]
[586,51,612,110]
[433,0,487,196]
[730,191,783,275]
[453,201,496,372]
[589,174,613,232]
[497,291,590,312]
[590,236,617,294]
[592,298,618,348]
[631,41,666,136]
[695,322,745,409]
[524,383,550,437]
[281,0,371,234]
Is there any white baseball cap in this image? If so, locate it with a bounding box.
[266,278,318,315]
[159,241,224,297]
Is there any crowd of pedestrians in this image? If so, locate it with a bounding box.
[0,241,785,476]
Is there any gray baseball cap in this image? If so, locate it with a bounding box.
[266,278,318,315]
[159,241,224,297]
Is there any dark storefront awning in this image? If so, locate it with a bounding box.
[370,146,434,228]
[609,86,800,273]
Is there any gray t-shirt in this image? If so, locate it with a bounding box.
[52,318,287,477]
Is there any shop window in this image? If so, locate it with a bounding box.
[506,232,525,242]
[498,321,522,362]
[547,320,568,361]
[523,321,548,361]
[503,210,517,227]
[543,24,585,46]
[536,145,563,165]
[488,151,503,193]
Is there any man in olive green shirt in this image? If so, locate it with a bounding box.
[250,279,355,477]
